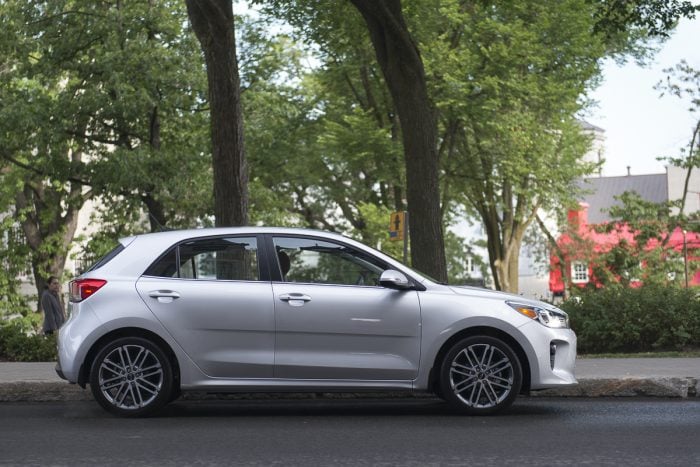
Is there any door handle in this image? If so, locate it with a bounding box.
[279,293,311,302]
[148,290,181,299]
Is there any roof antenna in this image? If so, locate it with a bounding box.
[148,212,169,232]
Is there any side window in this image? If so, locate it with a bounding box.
[144,236,259,281]
[273,237,385,286]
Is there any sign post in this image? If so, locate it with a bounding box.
[388,211,409,264]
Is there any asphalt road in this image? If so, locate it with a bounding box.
[1,398,699,466]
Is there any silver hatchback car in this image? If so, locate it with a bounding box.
[57,227,576,416]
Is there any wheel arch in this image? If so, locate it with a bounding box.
[428,326,531,395]
[78,327,181,390]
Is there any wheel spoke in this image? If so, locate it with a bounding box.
[102,379,126,391]
[453,377,478,394]
[139,368,163,380]
[135,380,159,397]
[483,380,499,404]
[469,383,483,406]
[452,362,476,374]
[488,379,511,390]
[136,375,160,391]
[486,358,512,374]
[117,347,129,373]
[467,347,482,369]
[490,374,513,385]
[451,367,474,378]
[115,382,130,406]
[101,358,125,375]
[132,347,147,369]
[483,345,495,368]
[129,383,142,407]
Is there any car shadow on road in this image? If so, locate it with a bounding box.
[157,396,561,418]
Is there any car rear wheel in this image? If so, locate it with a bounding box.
[89,337,173,417]
[439,335,522,415]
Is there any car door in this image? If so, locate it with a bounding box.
[269,235,421,381]
[136,235,275,379]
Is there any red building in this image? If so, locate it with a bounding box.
[549,203,700,294]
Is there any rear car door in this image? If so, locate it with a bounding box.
[136,235,275,378]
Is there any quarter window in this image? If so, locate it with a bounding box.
[144,236,259,281]
[273,237,386,286]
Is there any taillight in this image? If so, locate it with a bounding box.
[69,279,107,302]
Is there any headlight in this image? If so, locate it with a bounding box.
[506,301,570,329]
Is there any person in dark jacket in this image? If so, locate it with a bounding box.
[41,276,65,335]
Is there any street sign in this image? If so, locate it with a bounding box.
[389,211,405,241]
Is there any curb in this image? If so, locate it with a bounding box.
[532,377,699,398]
[1,377,698,402]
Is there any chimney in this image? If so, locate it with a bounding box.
[567,202,589,230]
[627,166,631,176]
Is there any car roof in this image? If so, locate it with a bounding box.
[120,226,352,245]
[87,227,427,285]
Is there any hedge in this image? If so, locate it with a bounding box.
[0,321,58,362]
[560,285,700,354]
[2,286,699,360]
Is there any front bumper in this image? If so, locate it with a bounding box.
[519,321,577,390]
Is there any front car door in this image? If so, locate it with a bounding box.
[136,235,275,379]
[269,235,421,381]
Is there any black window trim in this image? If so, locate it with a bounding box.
[262,233,425,290]
[141,233,269,282]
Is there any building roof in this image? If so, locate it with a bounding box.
[577,173,668,223]
[578,120,605,133]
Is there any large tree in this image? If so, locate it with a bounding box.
[417,0,602,292]
[0,0,209,300]
[186,0,248,227]
[258,0,448,280]
[348,0,447,282]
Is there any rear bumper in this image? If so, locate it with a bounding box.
[55,362,66,381]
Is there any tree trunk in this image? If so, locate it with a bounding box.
[489,237,521,293]
[350,0,447,282]
[186,0,248,227]
[16,183,80,309]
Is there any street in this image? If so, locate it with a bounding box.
[1,398,699,466]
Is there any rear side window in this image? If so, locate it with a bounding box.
[84,244,125,273]
[144,236,260,281]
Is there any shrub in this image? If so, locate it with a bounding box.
[0,321,58,362]
[560,285,700,354]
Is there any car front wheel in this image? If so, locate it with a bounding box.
[439,335,522,415]
[89,337,173,417]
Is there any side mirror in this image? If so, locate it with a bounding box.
[379,269,412,290]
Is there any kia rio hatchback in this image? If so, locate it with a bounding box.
[56,227,576,416]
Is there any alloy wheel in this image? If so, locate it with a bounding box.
[97,344,164,410]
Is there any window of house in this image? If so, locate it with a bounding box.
[571,261,589,284]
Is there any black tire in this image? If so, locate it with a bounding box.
[439,335,522,415]
[89,336,174,417]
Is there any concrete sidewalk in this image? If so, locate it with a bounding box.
[0,359,698,402]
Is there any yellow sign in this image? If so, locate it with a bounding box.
[388,211,405,241]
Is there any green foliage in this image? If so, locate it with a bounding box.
[0,0,211,301]
[0,215,32,315]
[561,285,700,353]
[0,321,58,362]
